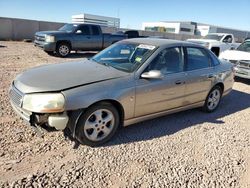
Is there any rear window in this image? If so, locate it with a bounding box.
[208,50,221,66]
[92,26,100,35]
[78,25,91,35]
[186,47,211,71]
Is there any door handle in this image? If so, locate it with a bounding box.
[87,36,91,39]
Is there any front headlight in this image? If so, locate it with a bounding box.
[45,35,55,42]
[22,93,65,113]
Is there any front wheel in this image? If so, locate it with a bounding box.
[75,103,120,147]
[203,86,222,112]
[56,43,71,57]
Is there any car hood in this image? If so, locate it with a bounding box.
[35,31,68,36]
[187,39,217,44]
[14,60,129,93]
[219,50,250,61]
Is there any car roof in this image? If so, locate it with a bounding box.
[122,38,200,48]
[208,33,233,36]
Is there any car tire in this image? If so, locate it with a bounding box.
[75,102,120,147]
[56,42,71,57]
[45,51,54,56]
[203,86,222,113]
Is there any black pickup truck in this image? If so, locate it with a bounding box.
[34,24,127,57]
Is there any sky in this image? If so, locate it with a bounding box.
[0,0,250,31]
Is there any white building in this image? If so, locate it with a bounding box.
[72,13,120,28]
[142,21,250,41]
[142,21,195,35]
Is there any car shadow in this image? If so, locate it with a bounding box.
[235,77,250,85]
[104,89,250,147]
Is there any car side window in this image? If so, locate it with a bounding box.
[147,47,184,74]
[92,26,100,35]
[208,50,221,66]
[77,25,91,35]
[223,35,233,43]
[186,47,211,71]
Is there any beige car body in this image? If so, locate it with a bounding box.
[10,39,234,137]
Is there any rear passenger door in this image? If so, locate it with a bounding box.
[89,25,103,50]
[183,47,215,105]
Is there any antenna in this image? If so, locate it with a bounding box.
[117,8,120,18]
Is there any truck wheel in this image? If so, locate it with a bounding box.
[56,43,71,57]
[75,102,120,147]
[203,86,222,113]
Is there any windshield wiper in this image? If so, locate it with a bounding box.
[92,58,111,67]
[101,62,111,67]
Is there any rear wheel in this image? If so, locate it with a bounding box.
[203,86,222,112]
[56,42,71,57]
[75,103,120,147]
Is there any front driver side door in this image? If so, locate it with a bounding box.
[135,47,186,117]
[72,25,93,50]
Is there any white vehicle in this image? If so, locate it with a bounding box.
[187,33,240,56]
[219,40,250,79]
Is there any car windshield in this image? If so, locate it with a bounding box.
[237,41,250,52]
[204,34,223,41]
[59,24,78,32]
[91,42,157,73]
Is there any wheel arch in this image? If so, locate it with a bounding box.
[56,40,72,49]
[205,82,225,102]
[213,82,224,93]
[67,99,125,139]
[88,99,125,125]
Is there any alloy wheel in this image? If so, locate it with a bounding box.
[207,89,221,111]
[83,109,115,141]
[59,45,69,56]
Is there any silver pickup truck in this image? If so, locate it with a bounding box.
[34,23,127,57]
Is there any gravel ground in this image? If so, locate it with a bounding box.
[0,41,249,188]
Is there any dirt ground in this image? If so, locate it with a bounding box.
[0,41,249,187]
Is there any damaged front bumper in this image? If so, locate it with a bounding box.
[9,85,69,133]
[11,100,69,131]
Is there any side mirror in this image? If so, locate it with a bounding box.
[76,30,82,34]
[141,70,164,79]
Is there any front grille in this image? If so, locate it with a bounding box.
[229,60,237,64]
[10,86,23,107]
[238,61,250,69]
[229,60,250,69]
[35,35,45,42]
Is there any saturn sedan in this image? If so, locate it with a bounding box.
[9,38,234,146]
